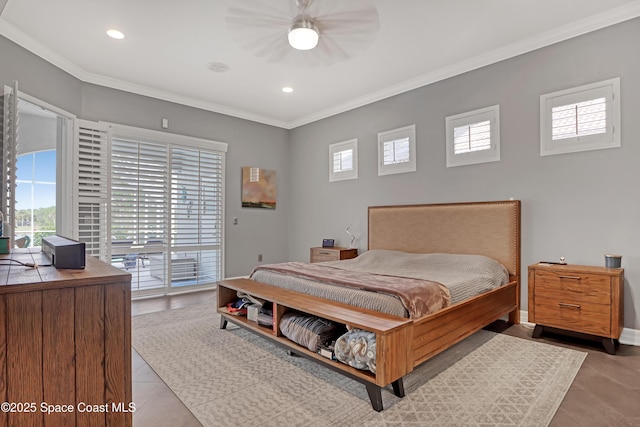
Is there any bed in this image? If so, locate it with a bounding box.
[217,200,521,410]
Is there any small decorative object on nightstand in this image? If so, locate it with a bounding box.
[528,262,624,354]
[310,246,358,263]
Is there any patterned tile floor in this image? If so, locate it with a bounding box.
[131,290,640,427]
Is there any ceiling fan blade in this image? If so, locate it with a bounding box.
[225,1,290,62]
[227,0,291,19]
[315,4,380,36]
[306,0,379,64]
[306,0,379,23]
[226,15,289,29]
[226,9,290,29]
[241,30,291,63]
[225,0,380,67]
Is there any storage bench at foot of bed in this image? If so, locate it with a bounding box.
[216,278,413,411]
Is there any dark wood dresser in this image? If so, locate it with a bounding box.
[0,250,132,427]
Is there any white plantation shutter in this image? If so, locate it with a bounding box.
[453,120,491,154]
[1,83,18,238]
[74,120,110,259]
[540,78,620,156]
[110,136,171,291]
[551,97,607,140]
[378,125,416,176]
[111,137,168,246]
[74,121,226,293]
[383,137,410,165]
[446,105,500,167]
[333,149,353,173]
[170,147,224,283]
[329,139,357,182]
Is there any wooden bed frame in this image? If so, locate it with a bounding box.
[217,200,521,411]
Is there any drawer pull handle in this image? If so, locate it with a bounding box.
[318,251,331,255]
[558,303,581,309]
[558,275,581,280]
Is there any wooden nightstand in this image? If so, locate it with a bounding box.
[310,246,358,263]
[528,263,624,354]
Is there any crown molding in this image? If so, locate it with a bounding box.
[80,70,289,129]
[0,18,288,129]
[3,2,640,130]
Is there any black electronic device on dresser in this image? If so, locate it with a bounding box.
[42,235,86,269]
[322,239,334,248]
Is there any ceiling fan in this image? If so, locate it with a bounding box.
[225,0,380,66]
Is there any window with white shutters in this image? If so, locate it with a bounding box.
[329,139,357,182]
[74,121,226,295]
[540,78,620,156]
[378,125,416,176]
[446,105,500,168]
[453,120,491,154]
[111,137,168,247]
[169,146,224,285]
[74,120,110,258]
[1,84,18,238]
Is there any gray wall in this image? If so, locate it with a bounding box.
[0,35,292,279]
[288,18,640,330]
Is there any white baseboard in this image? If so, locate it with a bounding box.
[519,310,639,346]
[620,327,640,346]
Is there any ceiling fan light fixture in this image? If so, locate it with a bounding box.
[288,19,319,51]
[106,29,125,40]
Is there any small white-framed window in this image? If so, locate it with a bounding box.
[329,139,357,182]
[540,77,620,156]
[378,124,416,176]
[446,105,500,168]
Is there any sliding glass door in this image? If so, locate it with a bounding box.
[109,135,224,295]
[74,120,226,296]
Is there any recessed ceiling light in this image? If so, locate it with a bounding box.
[106,29,125,40]
[208,62,231,73]
[282,87,294,93]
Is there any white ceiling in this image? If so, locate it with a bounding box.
[1,0,639,129]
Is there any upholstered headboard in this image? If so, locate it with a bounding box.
[368,200,521,277]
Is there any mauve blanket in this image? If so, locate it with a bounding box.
[250,261,450,318]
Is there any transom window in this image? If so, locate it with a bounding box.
[552,97,606,141]
[540,78,620,156]
[378,125,416,176]
[334,149,353,172]
[446,105,500,167]
[383,137,410,164]
[453,120,491,154]
[329,139,357,182]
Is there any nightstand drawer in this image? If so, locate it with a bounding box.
[533,270,611,305]
[310,247,358,263]
[312,249,340,262]
[534,295,611,336]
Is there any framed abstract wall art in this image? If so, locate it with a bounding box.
[241,167,277,209]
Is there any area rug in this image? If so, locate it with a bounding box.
[132,303,586,427]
